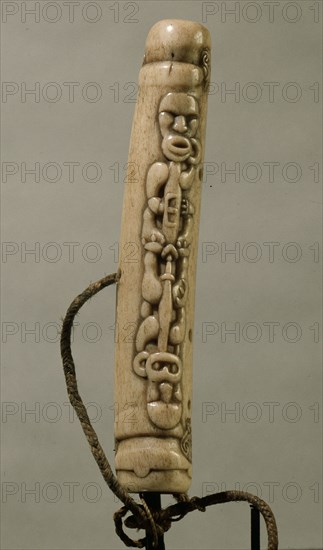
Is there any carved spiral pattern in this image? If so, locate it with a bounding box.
[201,48,210,88]
[180,418,192,462]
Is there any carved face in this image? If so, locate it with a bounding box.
[159,93,199,162]
[146,351,182,385]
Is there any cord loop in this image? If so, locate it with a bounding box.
[60,273,278,549]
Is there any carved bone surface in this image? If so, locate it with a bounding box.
[114,19,211,493]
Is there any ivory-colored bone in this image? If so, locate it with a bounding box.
[114,19,211,493]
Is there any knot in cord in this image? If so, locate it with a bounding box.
[189,496,206,512]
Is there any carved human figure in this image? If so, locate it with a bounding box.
[134,92,201,431]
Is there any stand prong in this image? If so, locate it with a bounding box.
[251,504,260,550]
[142,493,165,550]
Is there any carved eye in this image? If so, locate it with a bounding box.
[169,363,178,374]
[159,111,174,131]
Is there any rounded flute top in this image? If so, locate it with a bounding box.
[143,19,211,67]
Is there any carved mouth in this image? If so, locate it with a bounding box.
[168,136,191,155]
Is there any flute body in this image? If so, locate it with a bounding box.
[114,19,211,493]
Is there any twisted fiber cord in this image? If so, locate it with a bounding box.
[122,491,278,549]
[60,273,146,525]
[162,492,278,549]
[60,273,278,549]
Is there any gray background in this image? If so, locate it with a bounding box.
[1,0,322,548]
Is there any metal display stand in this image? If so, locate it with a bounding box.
[142,494,261,550]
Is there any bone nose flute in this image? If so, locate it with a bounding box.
[114,19,211,493]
